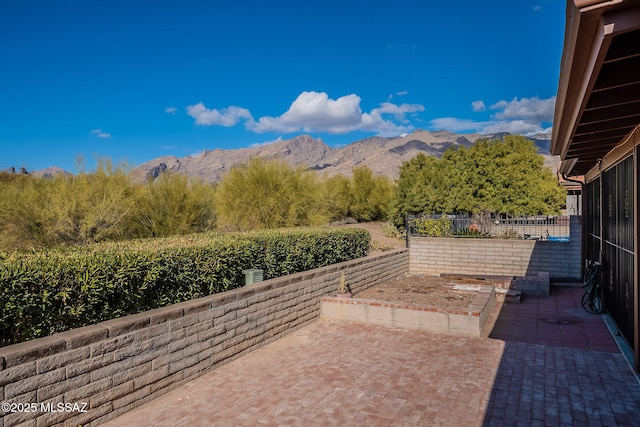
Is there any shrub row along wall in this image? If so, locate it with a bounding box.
[0,249,408,427]
[409,216,581,280]
[0,227,370,346]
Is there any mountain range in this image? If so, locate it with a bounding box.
[128,130,558,183]
[27,130,558,182]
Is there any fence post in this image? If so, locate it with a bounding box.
[405,214,410,248]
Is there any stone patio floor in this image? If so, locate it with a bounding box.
[103,283,640,426]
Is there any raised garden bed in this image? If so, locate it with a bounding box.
[320,275,497,336]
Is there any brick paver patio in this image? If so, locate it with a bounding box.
[103,284,640,426]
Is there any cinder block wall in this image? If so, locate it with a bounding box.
[0,249,408,427]
[409,216,581,280]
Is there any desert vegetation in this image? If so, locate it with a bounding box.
[215,158,327,230]
[0,137,567,343]
[0,159,142,249]
[0,158,391,250]
[0,136,565,251]
[390,135,566,227]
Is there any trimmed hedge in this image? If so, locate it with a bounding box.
[0,227,370,346]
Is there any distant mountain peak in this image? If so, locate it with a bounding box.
[31,166,72,179]
[27,132,556,183]
[429,130,459,139]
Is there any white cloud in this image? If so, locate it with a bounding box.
[90,129,111,138]
[481,120,546,135]
[386,90,408,102]
[490,96,556,123]
[249,92,364,133]
[376,102,424,122]
[188,91,425,137]
[360,109,414,137]
[165,106,177,115]
[431,96,556,136]
[471,100,486,112]
[429,117,492,133]
[186,102,253,126]
[359,103,425,136]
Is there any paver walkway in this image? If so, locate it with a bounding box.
[103,284,640,426]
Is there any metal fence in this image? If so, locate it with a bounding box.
[406,214,571,241]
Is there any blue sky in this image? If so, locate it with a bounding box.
[0,0,565,172]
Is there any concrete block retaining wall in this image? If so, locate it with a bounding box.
[0,249,408,427]
[409,216,581,280]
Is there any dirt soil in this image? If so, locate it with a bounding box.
[354,275,491,308]
[339,221,406,254]
[340,222,501,308]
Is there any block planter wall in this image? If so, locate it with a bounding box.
[0,249,408,427]
[320,284,496,337]
[409,216,581,280]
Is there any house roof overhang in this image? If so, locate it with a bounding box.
[551,0,640,176]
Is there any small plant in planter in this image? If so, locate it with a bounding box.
[336,272,352,298]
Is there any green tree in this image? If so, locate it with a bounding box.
[463,135,565,215]
[391,135,566,226]
[215,157,328,230]
[390,154,448,226]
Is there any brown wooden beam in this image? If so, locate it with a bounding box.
[593,56,640,91]
[604,29,640,63]
[580,102,640,124]
[577,119,640,137]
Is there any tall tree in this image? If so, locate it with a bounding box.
[391,135,566,226]
[391,154,447,226]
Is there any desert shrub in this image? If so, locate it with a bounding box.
[0,227,370,346]
[348,167,394,222]
[381,222,404,239]
[323,167,394,222]
[138,173,216,237]
[0,159,139,249]
[215,157,328,230]
[323,174,352,221]
[453,227,482,237]
[412,215,452,237]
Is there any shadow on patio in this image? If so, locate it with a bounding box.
[102,284,640,426]
[482,283,640,426]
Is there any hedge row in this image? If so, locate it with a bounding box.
[0,227,370,346]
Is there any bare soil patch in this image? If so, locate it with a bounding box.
[339,222,503,308]
[355,275,503,308]
[338,221,405,254]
